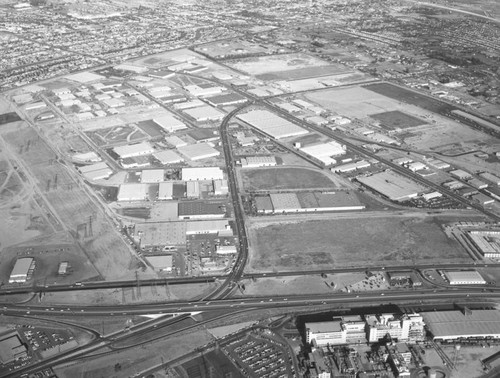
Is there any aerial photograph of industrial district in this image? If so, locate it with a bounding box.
[1,0,500,377]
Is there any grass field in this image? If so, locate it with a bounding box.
[240,167,338,191]
[258,64,352,81]
[371,110,427,130]
[247,216,471,272]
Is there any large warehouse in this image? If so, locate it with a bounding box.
[443,270,487,285]
[153,114,188,133]
[237,109,309,140]
[153,150,184,165]
[117,183,149,201]
[114,141,155,159]
[467,230,500,258]
[182,167,224,181]
[141,169,165,183]
[136,222,187,247]
[0,332,28,364]
[423,310,500,341]
[178,201,226,219]
[158,182,174,200]
[183,105,225,122]
[9,258,35,284]
[299,141,346,165]
[241,156,277,168]
[177,143,220,161]
[357,170,426,202]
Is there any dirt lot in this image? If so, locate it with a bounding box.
[246,215,471,272]
[240,166,339,191]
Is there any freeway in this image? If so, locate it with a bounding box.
[1,287,499,318]
[203,102,253,300]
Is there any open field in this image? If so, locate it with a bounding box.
[247,215,471,272]
[240,166,339,191]
[87,125,149,147]
[370,110,427,130]
[258,64,352,81]
[228,53,330,76]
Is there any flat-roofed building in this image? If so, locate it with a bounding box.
[58,261,69,275]
[306,315,367,347]
[183,105,225,122]
[300,141,346,166]
[177,143,220,161]
[9,258,35,284]
[114,142,154,159]
[332,160,371,173]
[136,222,186,247]
[153,114,187,133]
[423,310,500,341]
[205,93,247,107]
[182,167,223,181]
[117,183,149,201]
[153,150,184,165]
[468,230,500,258]
[186,181,201,198]
[178,201,226,219]
[472,193,495,205]
[141,169,164,183]
[451,169,472,180]
[366,313,425,343]
[241,156,277,168]
[469,178,488,190]
[480,172,500,186]
[158,182,174,200]
[255,196,274,214]
[216,245,237,254]
[357,170,426,202]
[270,193,302,212]
[165,136,188,148]
[0,332,27,364]
[213,179,229,196]
[444,270,486,285]
[442,180,465,190]
[78,162,112,180]
[427,158,450,170]
[237,110,309,140]
[186,220,231,235]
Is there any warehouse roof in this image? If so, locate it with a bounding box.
[178,201,226,217]
[158,182,174,199]
[423,310,500,339]
[165,135,187,148]
[205,93,247,106]
[114,141,154,158]
[185,220,230,234]
[11,258,34,277]
[117,183,149,201]
[141,169,165,183]
[177,143,220,161]
[306,321,342,333]
[270,193,301,211]
[357,170,426,201]
[255,196,274,212]
[153,113,187,132]
[153,150,184,164]
[78,162,109,174]
[183,105,225,121]
[137,222,186,246]
[237,110,308,139]
[444,270,486,284]
[182,167,223,181]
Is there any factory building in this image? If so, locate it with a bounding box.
[299,141,346,166]
[472,193,495,205]
[423,310,500,341]
[443,270,486,285]
[205,93,247,107]
[332,160,371,173]
[240,156,277,168]
[113,141,155,159]
[451,169,472,181]
[186,220,231,235]
[255,196,274,214]
[165,136,188,148]
[469,178,488,190]
[153,150,184,165]
[442,180,465,190]
[216,245,237,255]
[270,193,302,213]
[183,105,225,122]
[78,162,112,181]
[306,316,367,347]
[9,258,35,284]
[141,169,165,183]
[178,201,226,220]
[365,313,425,343]
[158,182,174,200]
[182,167,224,181]
[58,261,69,276]
[117,183,149,201]
[213,179,229,196]
[357,170,426,202]
[186,181,201,198]
[467,230,500,258]
[426,158,451,170]
[480,172,500,186]
[177,143,220,161]
[0,332,28,364]
[237,109,308,140]
[184,84,225,97]
[153,114,188,133]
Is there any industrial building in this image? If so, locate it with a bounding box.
[178,201,226,219]
[423,310,500,341]
[205,93,247,107]
[357,170,426,202]
[306,316,367,347]
[153,114,187,133]
[241,156,277,168]
[426,158,451,170]
[187,128,219,144]
[213,179,229,196]
[146,255,173,272]
[153,150,184,165]
[185,220,231,235]
[141,169,165,183]
[365,313,425,343]
[270,193,302,213]
[0,332,28,364]
[467,230,500,258]
[450,169,472,181]
[165,135,188,148]
[9,257,35,284]
[216,245,237,254]
[113,141,155,159]
[299,141,346,166]
[469,178,489,190]
[480,172,500,186]
[472,193,495,205]
[183,105,225,122]
[443,270,486,285]
[184,84,225,97]
[255,196,274,214]
[182,167,224,181]
[332,160,371,173]
[136,222,187,247]
[117,183,149,201]
[186,181,201,198]
[237,109,308,140]
[78,161,113,181]
[158,182,174,200]
[177,143,220,161]
[58,261,69,275]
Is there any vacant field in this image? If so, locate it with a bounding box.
[258,64,352,81]
[229,53,330,76]
[364,83,457,115]
[87,125,148,147]
[247,216,471,272]
[371,110,427,130]
[0,112,21,125]
[240,167,337,191]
